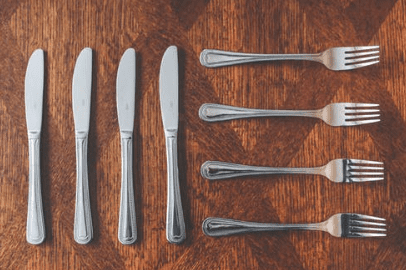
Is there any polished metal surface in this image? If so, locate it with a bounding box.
[72,48,92,133]
[25,49,45,245]
[160,46,179,132]
[201,159,384,182]
[199,102,381,126]
[159,45,186,244]
[72,48,93,244]
[116,48,137,245]
[117,48,136,133]
[202,214,386,237]
[25,49,45,133]
[200,46,380,70]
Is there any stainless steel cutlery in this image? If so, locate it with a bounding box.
[199,44,384,239]
[116,48,137,245]
[25,49,46,245]
[200,46,380,70]
[19,43,385,244]
[199,102,380,126]
[72,48,93,244]
[159,46,186,244]
[202,214,386,238]
[201,159,384,182]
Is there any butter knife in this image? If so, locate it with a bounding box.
[25,49,45,245]
[72,48,93,244]
[116,48,137,244]
[159,46,186,244]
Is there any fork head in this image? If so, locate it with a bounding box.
[324,158,384,183]
[322,103,380,126]
[325,213,386,237]
[321,46,380,71]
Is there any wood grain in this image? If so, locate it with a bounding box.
[0,0,405,269]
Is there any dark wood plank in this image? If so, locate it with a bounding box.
[0,0,405,269]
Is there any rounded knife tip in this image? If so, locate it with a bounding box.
[77,48,93,62]
[165,45,178,54]
[122,48,136,58]
[31,49,44,58]
[81,47,93,54]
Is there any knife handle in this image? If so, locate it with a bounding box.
[74,132,93,244]
[26,132,45,245]
[165,132,186,244]
[118,132,137,244]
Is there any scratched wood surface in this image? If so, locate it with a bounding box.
[0,0,405,269]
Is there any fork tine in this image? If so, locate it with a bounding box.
[349,165,384,170]
[345,46,380,52]
[345,55,379,64]
[348,159,384,165]
[345,114,380,120]
[343,119,380,125]
[350,219,386,226]
[351,214,386,221]
[350,232,386,237]
[345,108,380,113]
[350,177,384,182]
[350,171,384,176]
[345,50,380,58]
[351,226,387,232]
[344,60,380,70]
[343,103,379,107]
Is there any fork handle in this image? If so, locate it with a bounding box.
[118,132,137,245]
[203,217,321,237]
[199,103,321,122]
[74,132,93,244]
[26,132,45,245]
[201,161,321,180]
[200,49,320,68]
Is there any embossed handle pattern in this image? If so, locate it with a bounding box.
[200,49,318,68]
[199,103,320,122]
[118,133,137,244]
[74,133,93,244]
[201,161,320,180]
[202,217,320,237]
[26,132,45,245]
[165,133,186,244]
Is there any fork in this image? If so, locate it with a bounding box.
[200,46,380,70]
[201,159,384,182]
[199,103,380,126]
[202,214,386,237]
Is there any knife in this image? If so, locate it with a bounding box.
[25,49,45,245]
[116,48,137,244]
[159,46,186,244]
[72,48,93,244]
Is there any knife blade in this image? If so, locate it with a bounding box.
[25,49,45,245]
[72,47,93,244]
[116,48,137,244]
[159,45,186,244]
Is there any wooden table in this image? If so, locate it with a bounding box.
[0,0,405,269]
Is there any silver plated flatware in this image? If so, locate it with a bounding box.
[200,46,380,70]
[116,48,137,244]
[72,48,93,244]
[159,46,186,244]
[25,49,45,245]
[199,103,380,126]
[201,159,384,182]
[203,214,386,238]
